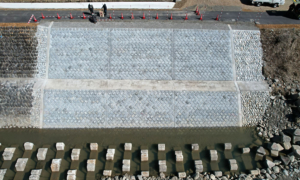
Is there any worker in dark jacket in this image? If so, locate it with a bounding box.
[88,4,94,14]
[103,4,107,16]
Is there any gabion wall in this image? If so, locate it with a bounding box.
[43,90,239,128]
[0,27,40,78]
[48,28,233,81]
[241,91,269,126]
[233,30,264,81]
[0,80,40,128]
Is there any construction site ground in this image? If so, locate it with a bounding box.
[175,0,294,12]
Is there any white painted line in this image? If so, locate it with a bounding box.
[0,2,175,9]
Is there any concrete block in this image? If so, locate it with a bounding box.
[178,172,186,178]
[15,158,28,171]
[159,160,166,165]
[195,160,202,165]
[71,149,81,161]
[90,143,98,151]
[159,165,167,172]
[107,149,115,154]
[31,169,42,175]
[230,163,238,171]
[210,150,217,155]
[243,147,250,154]
[210,154,218,161]
[67,174,76,180]
[37,148,48,161]
[122,165,130,172]
[229,159,237,164]
[214,171,222,177]
[3,147,16,160]
[158,144,165,151]
[257,146,266,155]
[29,175,40,180]
[67,170,77,175]
[192,144,199,151]
[24,142,34,150]
[123,159,130,165]
[0,169,7,175]
[141,153,148,161]
[195,165,203,172]
[106,153,114,161]
[224,143,232,150]
[255,153,264,161]
[141,171,149,177]
[103,170,112,176]
[51,159,62,172]
[176,154,183,162]
[87,159,96,172]
[175,151,182,156]
[283,141,292,150]
[125,143,132,151]
[56,142,65,151]
[141,150,148,154]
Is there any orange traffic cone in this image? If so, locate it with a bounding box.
[33,15,38,22]
[83,13,86,19]
[195,6,199,14]
[200,14,203,20]
[197,9,200,15]
[185,13,188,20]
[109,13,112,19]
[216,15,219,21]
[41,13,45,19]
[131,13,134,20]
[142,12,145,19]
[121,13,124,20]
[155,13,159,19]
[170,13,173,20]
[70,13,74,19]
[57,13,61,19]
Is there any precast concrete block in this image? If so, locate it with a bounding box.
[24,142,34,150]
[214,171,222,177]
[243,147,250,154]
[29,175,40,180]
[159,160,166,165]
[230,163,238,171]
[195,160,202,165]
[141,171,149,177]
[178,172,186,178]
[210,150,218,161]
[15,158,28,171]
[122,165,130,172]
[195,165,203,172]
[3,147,16,160]
[51,159,62,172]
[229,159,237,164]
[124,143,132,151]
[90,143,98,151]
[224,143,232,150]
[175,151,182,156]
[56,142,65,151]
[103,170,112,176]
[67,170,77,175]
[192,144,199,151]
[87,159,96,172]
[159,165,167,172]
[141,153,148,161]
[176,155,183,162]
[106,153,114,161]
[71,149,81,160]
[158,144,165,151]
[123,159,130,165]
[67,174,76,180]
[107,149,115,154]
[37,148,48,160]
[31,169,42,175]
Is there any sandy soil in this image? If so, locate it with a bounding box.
[175,0,294,12]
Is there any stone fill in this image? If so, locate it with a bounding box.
[0,27,41,78]
[48,28,233,81]
[0,80,40,128]
[233,30,264,81]
[43,90,239,128]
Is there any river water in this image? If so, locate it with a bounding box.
[0,127,263,179]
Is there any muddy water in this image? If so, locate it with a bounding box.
[0,128,262,180]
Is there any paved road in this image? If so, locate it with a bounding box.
[0,10,299,24]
